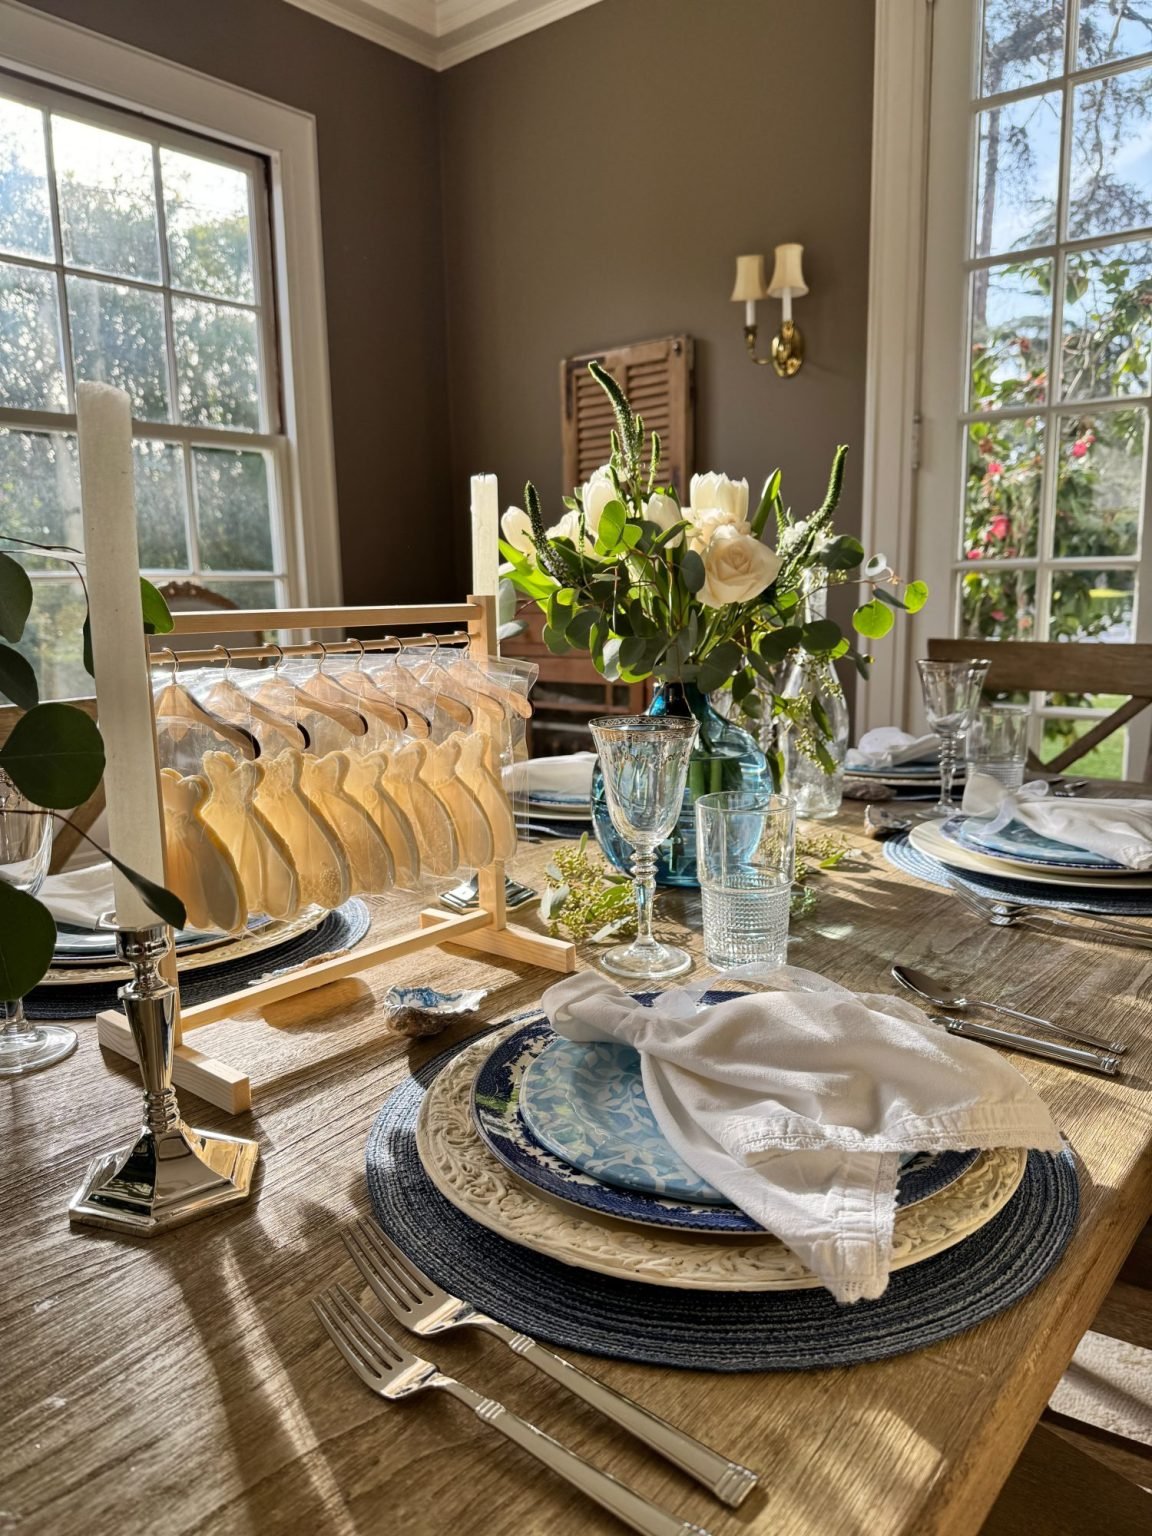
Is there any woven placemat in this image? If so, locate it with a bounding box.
[28,899,372,1020]
[882,833,1152,915]
[366,1028,1079,1372]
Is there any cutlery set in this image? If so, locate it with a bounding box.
[314,1221,758,1534]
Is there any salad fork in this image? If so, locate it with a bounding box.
[343,1220,758,1508]
[313,1285,710,1536]
[945,874,1152,949]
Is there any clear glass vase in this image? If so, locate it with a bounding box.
[780,656,849,820]
[592,681,767,887]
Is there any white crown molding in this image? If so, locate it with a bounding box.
[283,0,603,69]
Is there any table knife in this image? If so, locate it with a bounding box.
[928,1013,1120,1076]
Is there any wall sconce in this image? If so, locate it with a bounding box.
[731,243,808,377]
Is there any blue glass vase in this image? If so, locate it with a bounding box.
[592,681,768,887]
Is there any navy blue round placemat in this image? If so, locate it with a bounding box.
[366,1028,1080,1371]
[29,899,372,1020]
[883,832,1152,915]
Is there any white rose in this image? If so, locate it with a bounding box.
[501,506,535,557]
[687,505,751,554]
[580,466,619,536]
[644,491,683,546]
[698,525,782,608]
[688,472,749,526]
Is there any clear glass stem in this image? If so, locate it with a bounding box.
[937,734,957,814]
[631,842,658,949]
[0,997,40,1055]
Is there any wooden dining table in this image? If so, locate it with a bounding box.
[2,802,1150,1536]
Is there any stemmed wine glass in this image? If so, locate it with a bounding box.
[0,773,76,1076]
[588,716,698,979]
[915,658,991,816]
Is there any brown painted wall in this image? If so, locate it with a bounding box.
[439,0,876,631]
[17,0,452,604]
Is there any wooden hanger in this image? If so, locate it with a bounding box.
[201,646,310,753]
[152,652,259,760]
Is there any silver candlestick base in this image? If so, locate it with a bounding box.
[69,924,259,1234]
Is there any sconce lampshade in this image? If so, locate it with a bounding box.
[767,243,808,298]
[730,254,768,303]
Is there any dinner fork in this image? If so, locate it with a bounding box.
[313,1285,711,1536]
[945,874,1152,950]
[343,1220,758,1509]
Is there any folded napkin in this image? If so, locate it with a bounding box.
[41,860,115,929]
[542,967,1061,1303]
[505,752,596,803]
[962,771,1152,871]
[845,726,939,771]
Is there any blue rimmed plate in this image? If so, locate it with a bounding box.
[471,1005,980,1234]
[942,814,1128,874]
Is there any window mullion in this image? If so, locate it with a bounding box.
[39,105,75,413]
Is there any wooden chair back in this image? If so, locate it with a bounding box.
[926,638,1152,779]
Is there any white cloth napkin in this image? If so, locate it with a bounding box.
[40,860,115,928]
[845,726,939,771]
[962,771,1152,871]
[542,967,1061,1304]
[505,752,596,803]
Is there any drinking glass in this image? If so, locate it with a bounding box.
[588,715,698,979]
[695,790,795,970]
[915,658,991,815]
[0,774,76,1075]
[966,703,1031,791]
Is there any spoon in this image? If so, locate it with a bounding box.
[891,963,1126,1056]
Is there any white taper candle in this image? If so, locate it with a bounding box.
[470,472,499,598]
[76,382,168,929]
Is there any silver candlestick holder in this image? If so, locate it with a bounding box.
[69,924,259,1234]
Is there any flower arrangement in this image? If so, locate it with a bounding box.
[500,363,925,779]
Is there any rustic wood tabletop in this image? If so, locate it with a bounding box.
[2,804,1150,1536]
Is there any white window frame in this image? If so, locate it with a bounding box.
[863,0,1152,774]
[0,0,342,607]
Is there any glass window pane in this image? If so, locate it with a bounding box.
[66,275,171,422]
[1068,64,1152,241]
[173,298,259,429]
[160,149,254,303]
[133,440,189,569]
[970,260,1051,408]
[0,262,66,410]
[193,447,274,570]
[974,91,1061,257]
[960,565,1037,640]
[1077,0,1152,68]
[52,115,160,281]
[1053,410,1145,558]
[0,96,52,260]
[201,578,278,609]
[1050,565,1135,640]
[0,429,80,563]
[1062,240,1152,400]
[965,417,1043,560]
[980,0,1066,96]
[14,576,89,701]
[1040,714,1127,779]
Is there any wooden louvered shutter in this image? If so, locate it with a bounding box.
[561,335,694,498]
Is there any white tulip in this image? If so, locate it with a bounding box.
[547,508,595,552]
[688,472,749,526]
[500,506,536,557]
[698,525,782,608]
[644,491,683,546]
[580,466,619,535]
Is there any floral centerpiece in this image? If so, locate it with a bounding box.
[500,363,924,882]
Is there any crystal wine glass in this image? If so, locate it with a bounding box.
[588,715,699,980]
[915,658,991,816]
[0,774,76,1076]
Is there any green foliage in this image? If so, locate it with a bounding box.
[0,702,105,808]
[0,644,39,710]
[0,553,33,643]
[0,879,57,1002]
[853,599,895,640]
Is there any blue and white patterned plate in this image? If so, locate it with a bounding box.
[944,814,1125,872]
[472,1006,980,1234]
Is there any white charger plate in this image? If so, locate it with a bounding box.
[417,1028,1027,1291]
[909,819,1152,891]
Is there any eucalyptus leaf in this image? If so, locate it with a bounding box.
[543,624,573,654]
[903,579,930,613]
[0,702,106,808]
[812,695,832,739]
[0,553,33,644]
[680,549,706,594]
[818,535,865,572]
[0,882,56,1001]
[566,608,599,649]
[140,577,175,635]
[105,850,187,929]
[852,649,874,679]
[757,625,803,663]
[800,619,842,654]
[82,613,94,678]
[0,643,39,710]
[853,599,894,640]
[595,499,627,552]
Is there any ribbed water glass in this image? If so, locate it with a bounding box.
[695,790,795,970]
[966,703,1031,791]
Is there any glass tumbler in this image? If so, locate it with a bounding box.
[588,715,698,980]
[915,658,991,815]
[695,790,796,970]
[966,703,1031,791]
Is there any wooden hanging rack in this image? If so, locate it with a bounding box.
[76,390,574,1116]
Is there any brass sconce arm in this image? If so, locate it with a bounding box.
[743,320,804,377]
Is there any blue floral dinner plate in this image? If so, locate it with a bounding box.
[943,814,1125,872]
[471,1007,980,1235]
